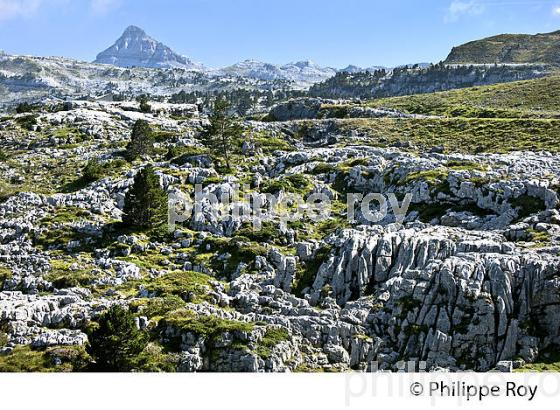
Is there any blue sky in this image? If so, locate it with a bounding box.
[0,0,559,68]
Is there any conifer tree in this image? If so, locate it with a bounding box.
[87,305,148,372]
[125,119,154,161]
[200,98,243,168]
[122,165,167,230]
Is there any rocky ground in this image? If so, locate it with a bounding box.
[1,96,560,372]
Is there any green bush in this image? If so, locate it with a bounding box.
[82,160,105,183]
[15,114,38,131]
[511,195,546,219]
[15,102,35,114]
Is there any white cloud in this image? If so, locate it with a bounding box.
[90,0,121,15]
[553,5,560,16]
[0,0,43,21]
[444,0,486,23]
[0,0,119,20]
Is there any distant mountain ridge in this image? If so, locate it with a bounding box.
[445,30,560,65]
[92,25,441,86]
[213,59,337,86]
[94,25,203,70]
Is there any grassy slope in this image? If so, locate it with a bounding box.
[366,76,560,118]
[322,75,560,154]
[444,30,560,65]
[337,117,560,154]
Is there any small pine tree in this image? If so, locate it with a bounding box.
[138,95,152,113]
[201,98,243,169]
[125,119,154,162]
[87,305,148,372]
[122,165,167,230]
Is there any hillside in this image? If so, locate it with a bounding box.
[367,75,560,118]
[445,30,560,65]
[308,63,547,100]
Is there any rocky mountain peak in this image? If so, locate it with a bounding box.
[94,25,203,70]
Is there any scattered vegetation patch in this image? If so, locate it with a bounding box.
[0,345,90,372]
[142,270,215,303]
[527,228,551,246]
[251,132,294,153]
[310,162,336,175]
[160,309,254,348]
[400,168,449,187]
[516,347,560,372]
[0,265,13,289]
[15,114,38,130]
[131,296,186,322]
[261,174,313,195]
[255,327,290,359]
[168,145,208,162]
[511,195,546,219]
[445,159,488,172]
[44,258,97,289]
[204,236,269,276]
[294,245,332,296]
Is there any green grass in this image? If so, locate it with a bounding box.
[35,207,99,251]
[255,327,290,359]
[261,174,313,195]
[516,347,560,372]
[527,229,552,247]
[310,162,336,175]
[0,154,85,198]
[142,270,215,303]
[0,345,90,372]
[44,257,97,289]
[409,201,494,223]
[203,236,269,276]
[61,158,128,192]
[131,296,186,322]
[400,168,449,186]
[367,76,560,118]
[0,265,13,289]
[337,117,560,154]
[160,309,254,344]
[251,131,295,153]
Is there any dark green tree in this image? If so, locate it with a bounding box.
[201,98,243,169]
[87,305,148,371]
[125,119,154,161]
[138,95,152,113]
[122,165,167,230]
[16,102,34,114]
